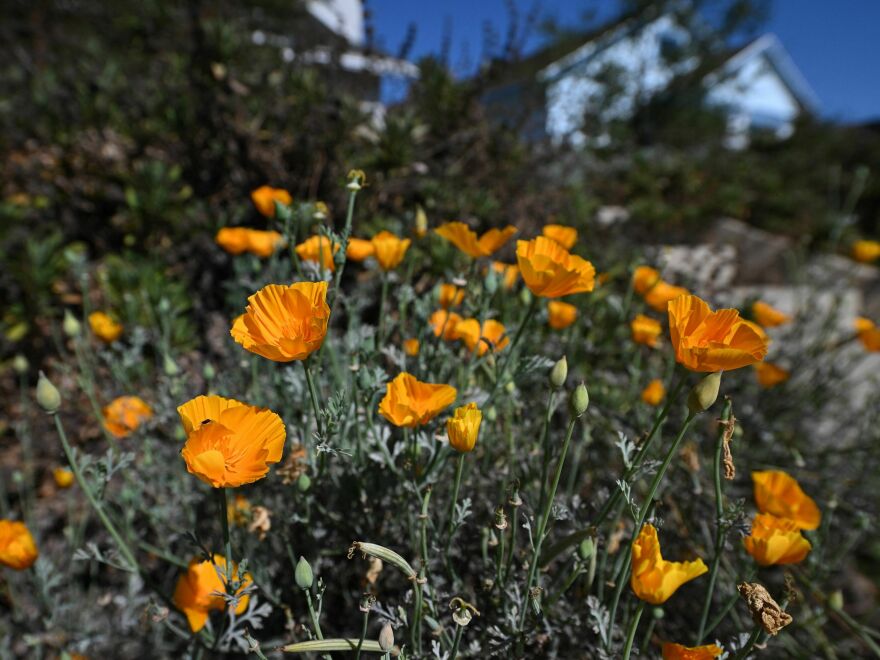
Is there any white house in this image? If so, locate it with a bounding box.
[484,9,819,148]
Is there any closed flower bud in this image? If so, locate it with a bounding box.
[378,623,394,651]
[519,287,533,306]
[297,473,312,493]
[550,356,568,389]
[295,556,314,590]
[163,354,180,377]
[828,590,843,611]
[203,362,216,381]
[36,371,61,413]
[12,354,28,375]
[62,310,81,338]
[570,383,589,416]
[578,537,595,560]
[687,371,722,414]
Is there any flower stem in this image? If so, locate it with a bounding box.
[303,359,324,439]
[51,413,139,572]
[622,601,645,660]
[518,416,577,633]
[696,399,733,644]
[216,487,233,586]
[354,608,370,660]
[328,189,359,314]
[377,273,390,346]
[446,454,466,546]
[449,624,464,660]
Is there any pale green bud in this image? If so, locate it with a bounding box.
[12,354,28,375]
[36,371,61,413]
[62,310,81,338]
[519,287,532,306]
[203,362,216,381]
[163,354,180,377]
[578,537,595,561]
[550,356,568,389]
[295,556,314,590]
[570,383,589,416]
[687,371,722,414]
[828,590,843,611]
[297,473,311,493]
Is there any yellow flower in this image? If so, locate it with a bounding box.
[491,261,520,290]
[371,230,411,271]
[743,513,812,566]
[250,185,292,218]
[88,311,123,343]
[630,523,707,604]
[668,294,768,372]
[516,237,595,298]
[102,396,153,438]
[172,555,251,632]
[752,301,791,328]
[855,317,880,352]
[227,494,252,526]
[631,314,662,347]
[455,318,509,356]
[644,281,690,313]
[641,379,666,406]
[435,221,518,258]
[429,309,463,340]
[0,520,38,570]
[378,372,457,428]
[53,467,75,489]
[542,224,578,249]
[752,470,821,530]
[403,338,420,356]
[754,362,789,388]
[852,239,880,263]
[231,282,330,362]
[438,283,465,309]
[661,642,724,659]
[446,402,482,452]
[633,266,662,294]
[178,394,286,488]
[414,205,428,238]
[215,227,284,258]
[346,238,375,262]
[547,301,578,330]
[295,235,340,271]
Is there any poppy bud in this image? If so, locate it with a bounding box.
[519,287,532,306]
[578,537,595,560]
[549,356,568,389]
[163,354,180,377]
[12,354,28,375]
[378,623,394,651]
[570,383,589,416]
[828,590,843,611]
[297,473,312,493]
[415,205,428,238]
[62,310,81,338]
[203,362,216,381]
[295,556,313,590]
[36,371,61,413]
[687,371,722,414]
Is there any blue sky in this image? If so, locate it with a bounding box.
[369,0,880,122]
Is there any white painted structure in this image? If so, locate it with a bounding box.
[534,13,818,147]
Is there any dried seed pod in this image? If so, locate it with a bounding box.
[738,582,792,636]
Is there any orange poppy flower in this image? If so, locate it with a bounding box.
[743,513,812,566]
[230,281,330,362]
[173,555,251,632]
[88,311,123,343]
[250,185,292,218]
[752,470,821,530]
[641,379,666,406]
[631,314,662,347]
[668,294,769,372]
[754,362,789,388]
[547,301,578,330]
[644,281,690,313]
[429,309,463,340]
[630,523,707,604]
[446,402,482,452]
[516,237,596,298]
[102,395,153,438]
[216,227,284,258]
[438,283,465,309]
[178,394,286,488]
[346,238,375,262]
[371,230,411,271]
[435,221,517,258]
[852,239,880,263]
[295,235,340,272]
[542,224,578,250]
[491,261,520,290]
[53,467,75,489]
[0,520,38,570]
[661,642,723,659]
[378,372,457,428]
[455,318,509,356]
[633,266,662,295]
[855,317,880,352]
[403,338,420,356]
[752,301,791,328]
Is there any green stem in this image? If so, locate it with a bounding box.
[216,488,233,586]
[304,590,325,641]
[703,567,758,638]
[378,273,390,346]
[518,416,578,632]
[449,624,464,660]
[696,400,733,644]
[303,359,324,440]
[622,601,645,660]
[51,413,139,572]
[446,454,466,545]
[328,189,359,314]
[354,608,370,660]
